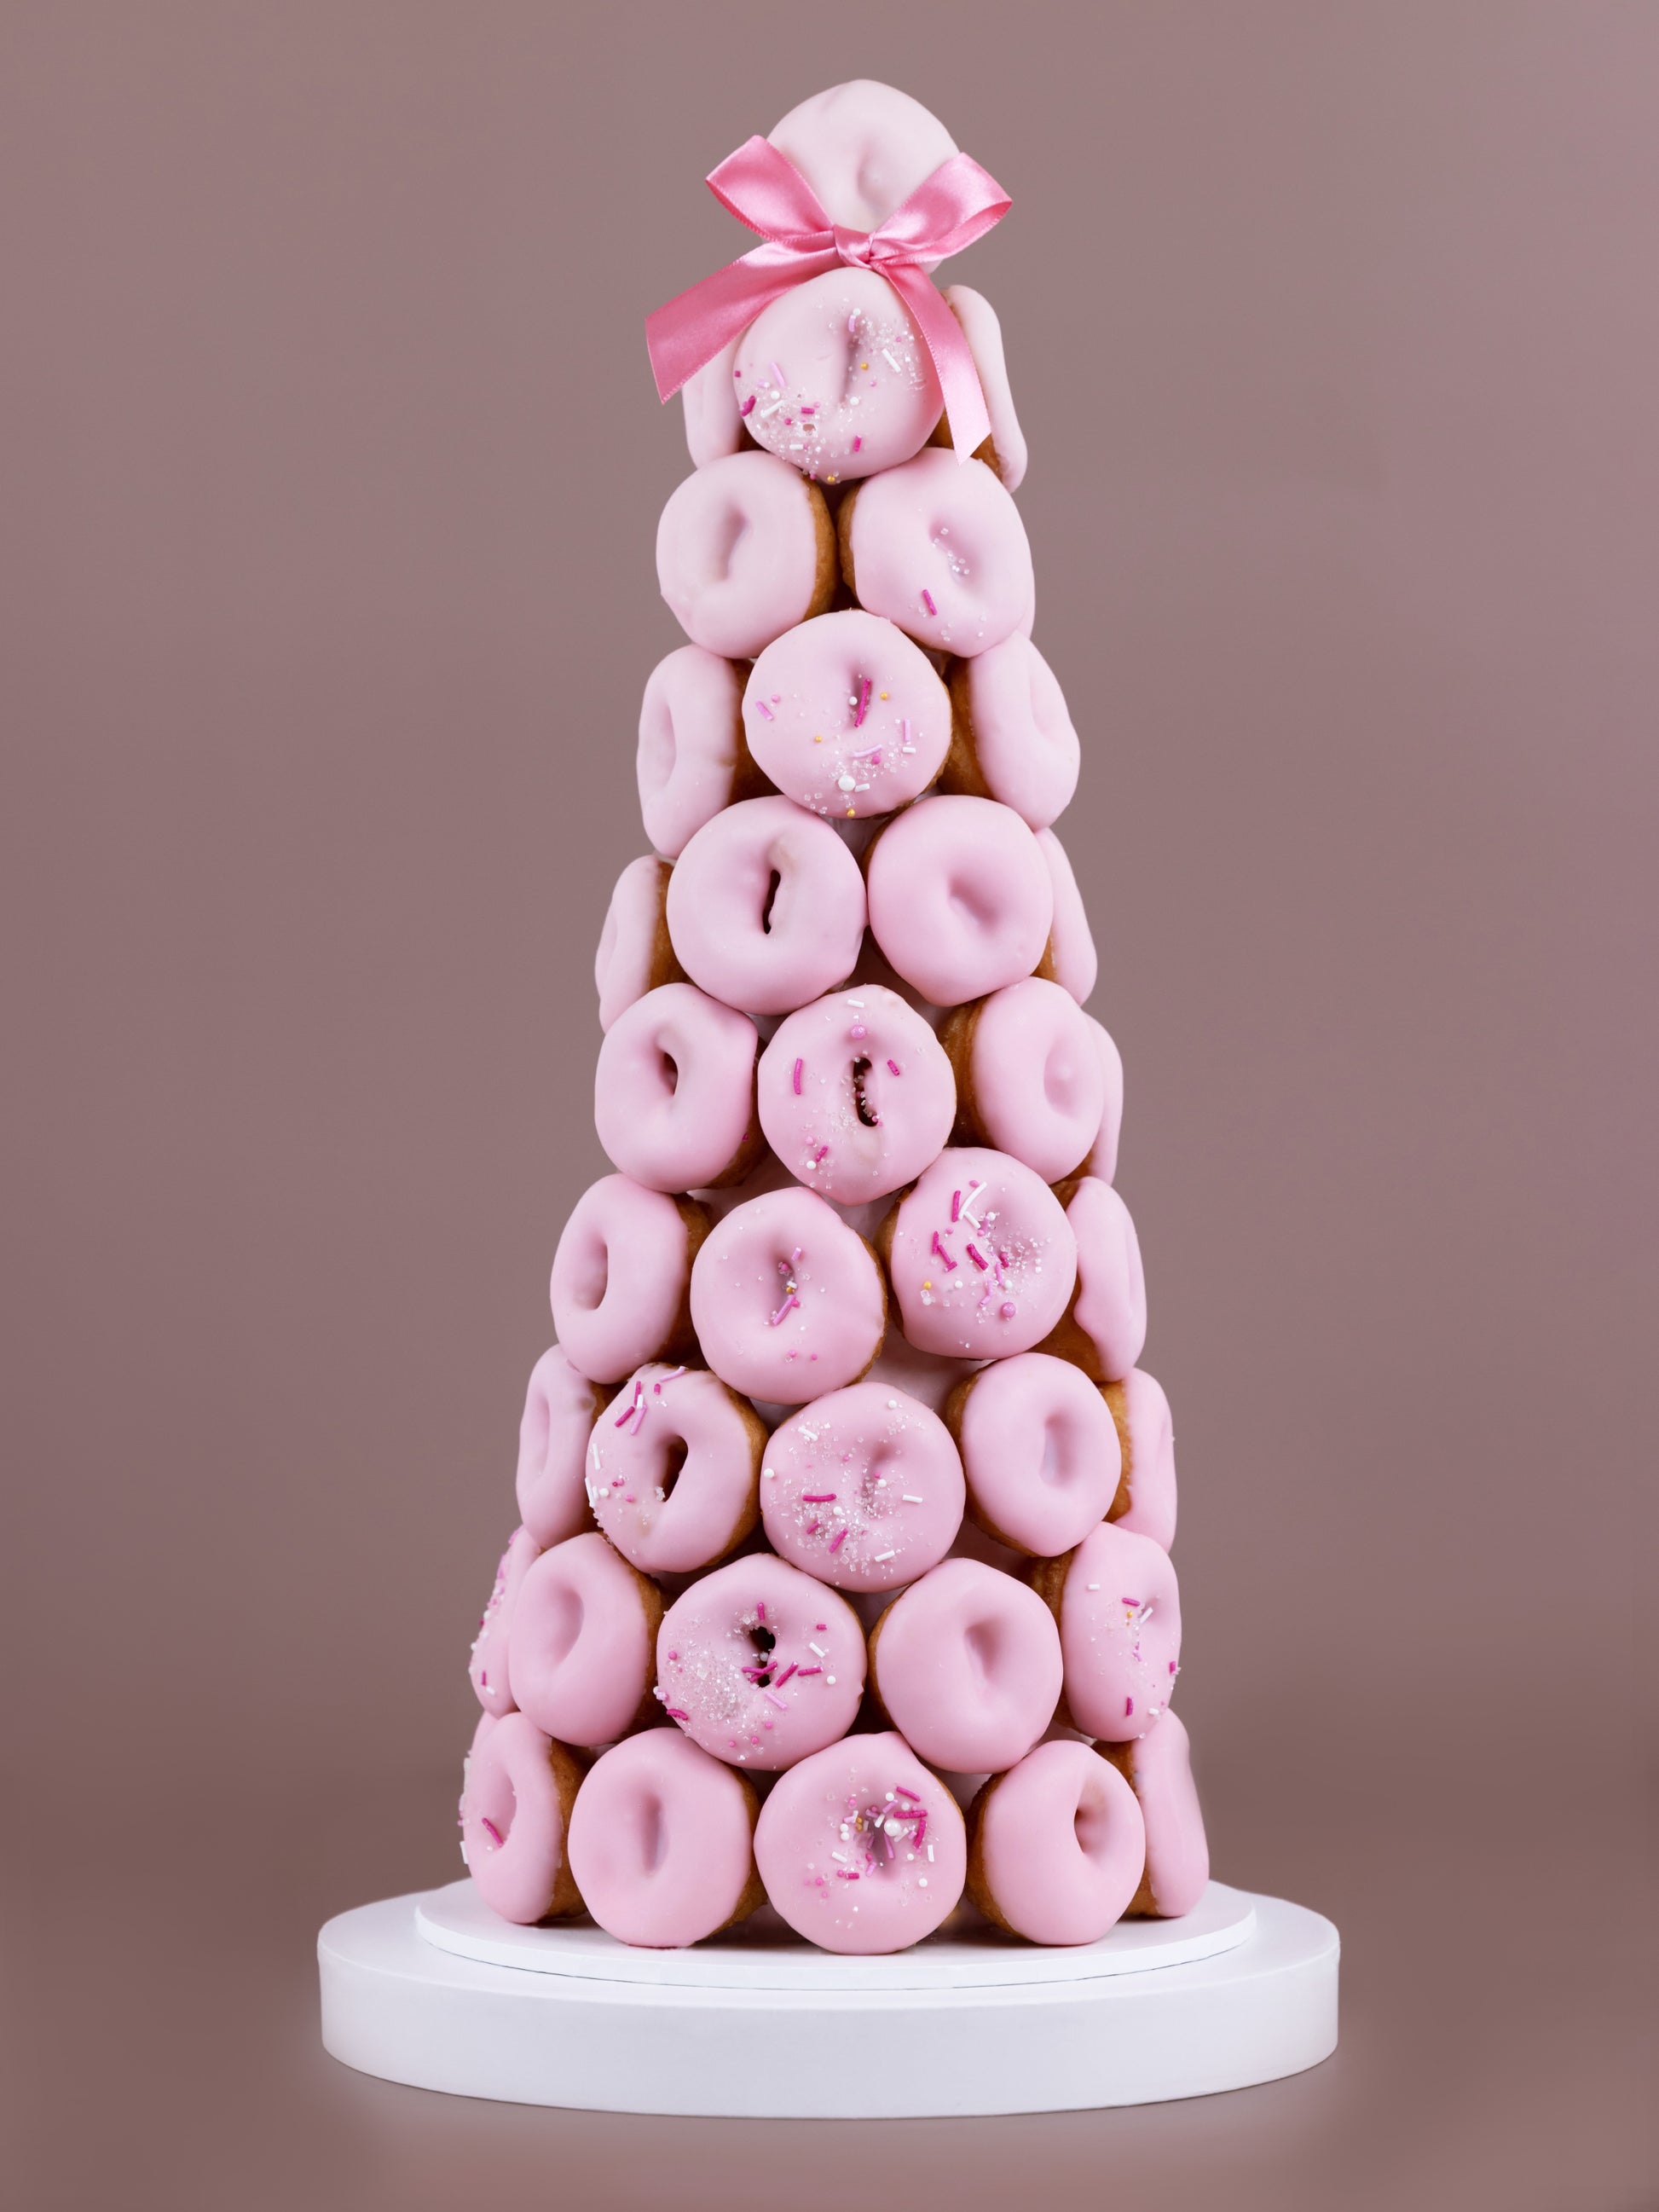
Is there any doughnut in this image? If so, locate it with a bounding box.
[467,1524,540,1717]
[741,612,951,820]
[877,1145,1076,1359]
[760,1381,965,1591]
[515,1346,606,1549]
[565,1731,765,1948]
[756,985,955,1205]
[656,451,837,659]
[865,796,1053,1006]
[1035,1177,1147,1383]
[754,1729,967,1954]
[1098,1707,1209,1916]
[939,635,1076,827]
[507,1532,663,1749]
[944,1352,1119,1558]
[679,336,744,467]
[548,1174,709,1385]
[592,983,762,1194]
[585,1362,766,1575]
[459,1708,585,1925]
[925,285,1028,489]
[1103,1368,1177,1551]
[939,977,1106,1182]
[595,855,682,1031]
[666,796,867,1016]
[965,1740,1146,1944]
[1083,1016,1124,1184]
[867,1557,1062,1773]
[1034,828,1097,1002]
[734,271,942,484]
[838,450,1034,658]
[656,1554,865,1769]
[769,81,958,235]
[637,646,768,860]
[690,1184,887,1404]
[1032,1519,1182,1741]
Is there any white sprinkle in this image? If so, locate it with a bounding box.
[825,1676,837,1685]
[926,1844,934,1862]
[836,773,857,792]
[881,347,902,372]
[872,1550,896,1562]
[809,1642,826,1658]
[1087,1583,1101,1590]
[901,1493,924,1504]
[887,1398,899,1409]
[917,1877,928,1888]
[764,1468,777,1479]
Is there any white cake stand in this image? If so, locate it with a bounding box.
[318,1878,1338,2115]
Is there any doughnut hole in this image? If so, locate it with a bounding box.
[868,1558,1061,1773]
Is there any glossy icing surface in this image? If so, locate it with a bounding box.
[883,1145,1076,1358]
[866,795,1053,1006]
[1103,1367,1177,1551]
[968,1740,1145,1944]
[843,450,1033,657]
[586,1363,762,1575]
[515,1346,604,1549]
[566,1730,760,1948]
[593,983,760,1194]
[1083,1016,1124,1184]
[667,796,867,1016]
[1036,827,1097,1003]
[656,451,835,658]
[743,611,951,819]
[690,1184,887,1403]
[870,1556,1061,1772]
[1102,1705,1208,1916]
[656,1553,864,1769]
[735,270,942,482]
[768,81,958,234]
[595,855,677,1032]
[637,646,750,860]
[948,1351,1119,1557]
[460,1710,583,1926]
[1042,1177,1147,1383]
[548,1175,702,1385]
[943,634,1075,826]
[757,985,955,1204]
[508,1532,660,1749]
[945,976,1105,1182]
[760,1381,964,1590]
[1051,1519,1182,1742]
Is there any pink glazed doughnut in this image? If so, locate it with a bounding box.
[656,1554,865,1770]
[507,1532,663,1749]
[548,1175,709,1385]
[966,1740,1147,1944]
[468,1525,540,1717]
[637,646,768,860]
[1083,1016,1125,1184]
[1035,828,1098,1003]
[566,1731,765,1948]
[940,977,1106,1182]
[586,1363,765,1574]
[515,1346,606,1549]
[690,1184,887,1404]
[656,451,838,658]
[1100,1706,1210,1916]
[879,1146,1077,1359]
[1033,1520,1182,1742]
[735,270,943,484]
[667,796,867,1016]
[593,984,761,1194]
[595,855,682,1032]
[944,1352,1120,1557]
[742,612,951,820]
[1037,1178,1147,1384]
[754,1729,967,1954]
[756,985,956,1205]
[459,1709,585,1925]
[840,450,1034,658]
[941,635,1077,827]
[868,1557,1062,1773]
[770,81,958,235]
[1103,1368,1178,1552]
[930,284,1028,489]
[865,796,1053,1006]
[761,1381,965,1592]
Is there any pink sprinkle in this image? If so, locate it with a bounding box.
[887,1058,901,1076]
[828,1528,848,1553]
[653,1367,685,1395]
[739,393,755,416]
[921,588,937,616]
[847,312,858,333]
[755,698,774,721]
[1125,1697,1135,1717]
[478,1671,488,1688]
[667,1650,679,1661]
[1120,1597,1142,1607]
[769,359,786,388]
[795,1665,823,1676]
[665,1708,690,1722]
[768,1293,801,1327]
[817,1624,828,1631]
[813,1144,830,1164]
[899,716,910,748]
[805,1521,820,1536]
[801,404,816,416]
[1169,1660,1177,1673]
[852,433,862,452]
[966,1242,988,1271]
[999,1301,1017,1319]
[836,1869,860,1880]
[854,676,872,727]
[479,1817,504,1848]
[764,1690,788,1711]
[774,1663,798,1687]
[950,1188,962,1222]
[755,1602,766,1624]
[793,1057,804,1095]
[802,1492,837,1503]
[894,1786,920,1801]
[849,1022,867,1039]
[930,1230,958,1271]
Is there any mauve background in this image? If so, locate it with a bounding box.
[2,3,1654,2206]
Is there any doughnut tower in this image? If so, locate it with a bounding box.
[457,81,1210,1956]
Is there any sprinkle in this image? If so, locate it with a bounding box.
[921,588,937,616]
[825,1675,837,1685]
[801,405,816,416]
[802,1492,837,1503]
[763,1690,788,1711]
[1086,1582,1101,1591]
[848,1022,867,1038]
[899,716,911,751]
[795,1665,822,1677]
[966,1242,988,1271]
[773,1663,797,1688]
[959,1180,986,1225]
[901,1492,924,1504]
[836,1869,860,1880]
[852,434,862,452]
[872,1549,896,1562]
[881,347,902,372]
[739,394,756,417]
[665,1707,691,1722]
[847,312,858,334]
[755,698,774,721]
[1125,1697,1135,1717]
[1120,1597,1142,1607]
[854,676,872,727]
[950,1188,962,1222]
[930,1230,958,1271]
[828,1528,848,1553]
[805,1521,820,1536]
[1170,1660,1178,1673]
[754,1601,766,1624]
[769,359,787,389]
[793,1057,804,1095]
[479,1817,504,1849]
[808,1642,826,1658]
[769,1293,801,1326]
[812,1144,830,1164]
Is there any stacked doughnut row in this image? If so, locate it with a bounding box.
[456,82,1209,1957]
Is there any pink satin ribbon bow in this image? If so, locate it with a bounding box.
[645,136,1012,461]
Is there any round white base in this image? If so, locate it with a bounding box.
[319,1880,1338,2116]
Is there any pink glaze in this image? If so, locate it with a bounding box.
[508,1532,658,1748]
[754,1729,966,1954]
[594,855,677,1032]
[1047,1178,1147,1382]
[1082,1016,1125,1184]
[1037,828,1097,1002]
[548,1175,702,1385]
[952,977,1105,1181]
[515,1346,604,1549]
[769,81,959,237]
[870,1557,1061,1773]
[757,986,955,1205]
[972,1740,1145,1944]
[656,452,832,658]
[593,984,759,1193]
[761,1381,964,1591]
[667,796,867,1016]
[1110,1706,1208,1915]
[866,796,1052,1006]
[690,1185,886,1404]
[845,450,1033,657]
[637,646,750,860]
[656,1554,864,1769]
[586,1363,761,1574]
[945,634,1076,826]
[680,336,743,466]
[736,270,943,483]
[1104,1367,1178,1551]
[468,1525,540,1717]
[883,1146,1076,1359]
[939,284,1027,489]
[566,1731,760,1948]
[743,612,950,819]
[460,1710,581,1925]
[951,1352,1120,1557]
[1054,1520,1182,1742]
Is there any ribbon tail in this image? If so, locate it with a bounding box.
[886,266,992,463]
[645,240,840,402]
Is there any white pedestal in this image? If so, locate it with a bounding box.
[318,1879,1338,2116]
